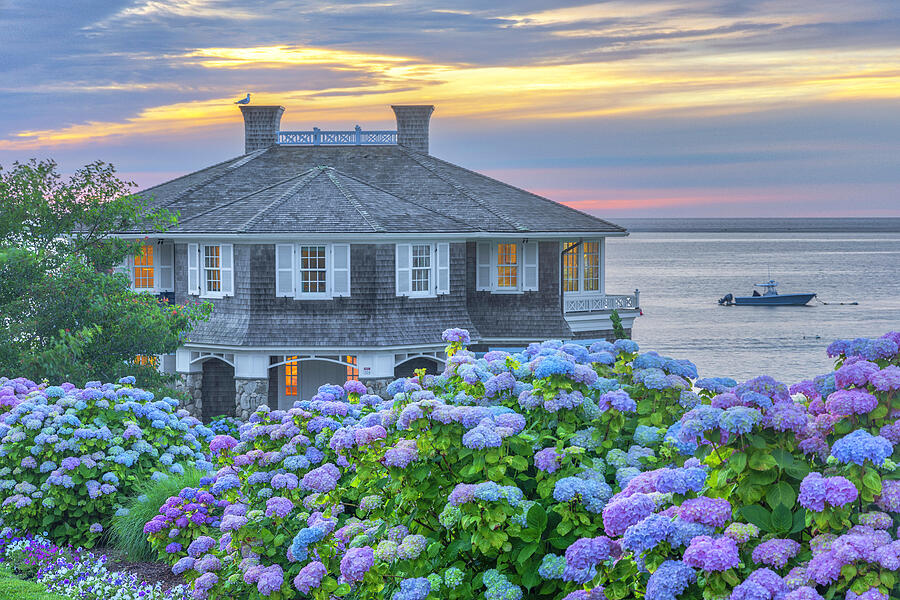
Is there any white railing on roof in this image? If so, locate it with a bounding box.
[277,126,397,146]
[564,290,640,313]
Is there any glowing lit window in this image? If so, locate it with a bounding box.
[346,355,358,381]
[285,356,298,396]
[133,244,154,289]
[496,243,518,288]
[134,354,158,367]
[204,245,221,293]
[583,242,600,292]
[563,241,579,292]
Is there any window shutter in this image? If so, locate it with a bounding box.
[187,243,199,295]
[476,242,491,290]
[221,244,234,296]
[436,243,450,295]
[523,241,539,291]
[331,244,351,297]
[114,254,132,285]
[395,243,411,296]
[158,242,174,292]
[275,244,295,297]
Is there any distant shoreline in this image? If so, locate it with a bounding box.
[609,217,900,233]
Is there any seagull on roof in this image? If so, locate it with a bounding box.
[234,93,251,105]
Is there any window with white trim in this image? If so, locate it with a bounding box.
[274,243,350,299]
[475,241,539,293]
[133,244,154,289]
[396,243,450,297]
[116,241,174,293]
[187,243,234,297]
[204,245,221,293]
[562,240,602,294]
[299,245,328,295]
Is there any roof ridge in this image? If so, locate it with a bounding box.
[398,147,530,232]
[177,168,319,226]
[323,168,384,233]
[239,167,334,233]
[326,166,482,231]
[150,148,269,211]
[421,153,627,234]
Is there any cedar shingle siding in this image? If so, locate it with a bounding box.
[136,122,628,352]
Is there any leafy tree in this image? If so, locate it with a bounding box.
[0,159,212,392]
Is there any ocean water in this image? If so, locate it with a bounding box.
[605,226,900,384]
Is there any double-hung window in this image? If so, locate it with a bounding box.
[562,240,602,294]
[117,241,174,293]
[188,243,234,297]
[476,241,539,292]
[275,243,350,299]
[133,244,155,289]
[299,245,328,296]
[396,243,450,297]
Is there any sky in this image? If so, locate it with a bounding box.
[2,0,899,218]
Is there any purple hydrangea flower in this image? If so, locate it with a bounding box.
[340,546,374,583]
[751,538,800,569]
[294,561,327,594]
[683,536,739,572]
[679,497,731,527]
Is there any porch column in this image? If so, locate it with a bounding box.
[174,348,202,418]
[234,353,270,420]
[357,350,396,398]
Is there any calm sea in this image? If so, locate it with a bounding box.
[604,219,900,385]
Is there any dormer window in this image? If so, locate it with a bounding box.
[275,243,350,299]
[476,241,538,293]
[188,243,234,298]
[395,243,449,297]
[117,241,173,293]
[133,244,155,289]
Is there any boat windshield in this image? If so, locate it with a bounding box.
[754,280,779,296]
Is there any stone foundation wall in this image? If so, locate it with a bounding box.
[361,377,394,399]
[235,378,269,420]
[175,373,203,418]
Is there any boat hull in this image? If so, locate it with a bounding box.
[733,293,816,306]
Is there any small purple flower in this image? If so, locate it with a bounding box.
[679,497,731,527]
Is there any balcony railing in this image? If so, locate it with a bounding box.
[277,126,397,146]
[563,290,640,314]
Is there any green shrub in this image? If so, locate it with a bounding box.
[110,466,205,560]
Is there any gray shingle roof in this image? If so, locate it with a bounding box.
[128,145,625,235]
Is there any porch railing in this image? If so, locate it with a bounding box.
[563,290,640,313]
[277,126,398,146]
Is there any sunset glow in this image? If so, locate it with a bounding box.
[2,1,899,216]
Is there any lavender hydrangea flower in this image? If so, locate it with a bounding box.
[679,497,731,527]
[340,546,374,583]
[294,561,327,593]
[752,538,800,569]
[683,536,739,572]
[301,463,341,493]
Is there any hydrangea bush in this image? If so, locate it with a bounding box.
[146,330,707,599]
[0,376,214,546]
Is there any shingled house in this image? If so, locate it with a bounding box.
[119,104,640,419]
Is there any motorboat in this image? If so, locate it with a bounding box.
[718,280,816,306]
